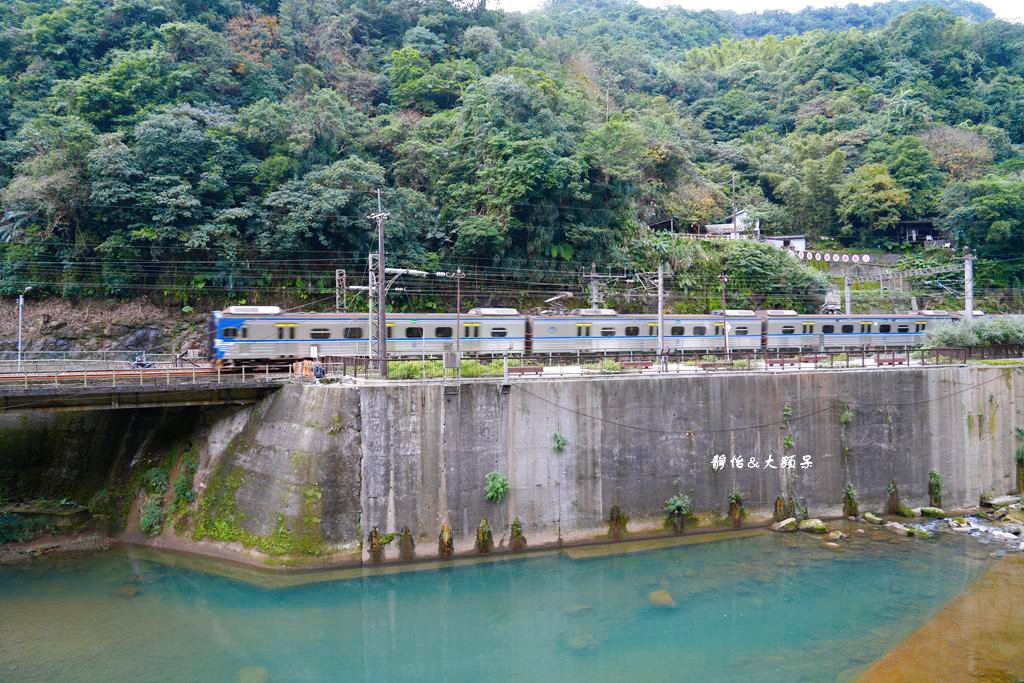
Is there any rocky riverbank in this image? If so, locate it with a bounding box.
[0,532,111,565]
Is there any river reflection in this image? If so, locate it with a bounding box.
[0,529,1001,682]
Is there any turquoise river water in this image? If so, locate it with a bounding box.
[0,530,995,682]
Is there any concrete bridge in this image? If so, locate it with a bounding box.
[0,368,284,412]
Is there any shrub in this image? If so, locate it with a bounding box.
[664,493,692,518]
[926,316,1024,348]
[728,489,745,507]
[0,513,49,545]
[838,405,854,425]
[143,467,169,494]
[484,472,509,503]
[553,432,567,452]
[928,470,943,496]
[139,497,165,537]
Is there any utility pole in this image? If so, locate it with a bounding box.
[455,268,464,356]
[369,189,390,377]
[335,269,346,312]
[719,273,729,356]
[964,246,974,320]
[844,272,852,315]
[17,287,30,372]
[657,263,665,359]
[590,262,599,309]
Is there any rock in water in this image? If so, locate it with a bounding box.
[885,522,909,534]
[864,512,883,524]
[920,507,945,517]
[114,584,140,599]
[770,517,797,532]
[823,542,841,549]
[798,518,828,533]
[826,530,847,541]
[647,590,677,609]
[238,667,269,683]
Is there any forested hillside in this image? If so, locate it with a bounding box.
[0,0,1021,310]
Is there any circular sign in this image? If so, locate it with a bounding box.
[814,253,822,261]
[842,254,850,262]
[862,255,871,263]
[852,255,861,263]
[824,254,831,262]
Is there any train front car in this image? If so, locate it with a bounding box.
[760,309,955,351]
[213,307,375,364]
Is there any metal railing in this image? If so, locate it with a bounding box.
[315,346,1024,382]
[0,365,287,391]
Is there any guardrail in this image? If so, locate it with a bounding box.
[316,346,1024,382]
[0,365,287,390]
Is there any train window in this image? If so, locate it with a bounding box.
[222,328,238,339]
[916,322,926,333]
[860,323,872,334]
[310,328,331,339]
[781,326,795,335]
[577,326,591,337]
[897,325,909,333]
[822,325,835,333]
[600,327,615,337]
[491,328,507,338]
[241,327,248,338]
[344,327,363,339]
[735,327,748,335]
[464,326,480,338]
[841,324,854,334]
[435,327,453,338]
[693,326,706,335]
[802,322,814,334]
[405,327,423,338]
[277,327,295,340]
[648,324,658,337]
[625,326,640,337]
[879,324,891,333]
[671,326,685,336]
[387,327,393,338]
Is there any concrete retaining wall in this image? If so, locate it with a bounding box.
[2,366,1020,563]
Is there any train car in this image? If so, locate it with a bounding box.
[212,307,526,363]
[760,310,955,351]
[528,309,763,354]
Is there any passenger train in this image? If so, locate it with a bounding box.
[210,306,960,364]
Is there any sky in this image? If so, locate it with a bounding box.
[490,0,1022,22]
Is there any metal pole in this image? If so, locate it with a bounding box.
[590,262,598,309]
[335,269,346,312]
[720,273,730,356]
[964,247,974,321]
[455,269,463,356]
[17,293,23,373]
[844,272,852,315]
[657,263,665,360]
[371,189,390,378]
